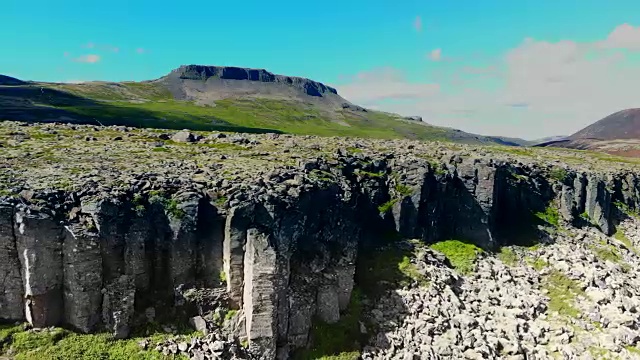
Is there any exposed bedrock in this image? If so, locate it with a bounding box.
[168,65,339,97]
[0,155,636,358]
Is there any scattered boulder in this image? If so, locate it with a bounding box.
[171,130,199,143]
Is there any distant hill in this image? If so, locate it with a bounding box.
[0,75,26,86]
[570,109,640,140]
[0,65,523,145]
[537,109,640,157]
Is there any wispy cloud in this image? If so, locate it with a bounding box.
[82,42,119,53]
[413,16,422,33]
[136,48,147,54]
[73,54,101,63]
[335,67,439,106]
[429,48,442,61]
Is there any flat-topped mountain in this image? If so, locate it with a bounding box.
[0,65,524,145]
[166,64,338,97]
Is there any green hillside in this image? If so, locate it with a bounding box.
[0,79,512,145]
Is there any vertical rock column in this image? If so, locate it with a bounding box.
[455,161,498,249]
[0,204,24,321]
[168,197,199,289]
[63,225,103,333]
[14,211,64,328]
[102,275,136,339]
[223,206,249,307]
[585,176,612,235]
[124,216,152,295]
[243,228,278,360]
[196,201,224,288]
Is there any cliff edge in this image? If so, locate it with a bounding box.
[2,121,640,359]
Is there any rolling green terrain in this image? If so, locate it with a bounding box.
[0,75,517,145]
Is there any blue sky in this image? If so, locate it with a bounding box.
[3,0,640,139]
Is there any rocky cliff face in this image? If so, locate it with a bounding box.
[166,65,338,98]
[1,122,640,359]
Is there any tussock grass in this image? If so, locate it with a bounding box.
[543,270,584,319]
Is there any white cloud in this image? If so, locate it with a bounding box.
[414,16,422,32]
[335,24,640,140]
[600,23,640,50]
[73,54,101,63]
[336,67,439,106]
[429,48,442,61]
[136,48,147,54]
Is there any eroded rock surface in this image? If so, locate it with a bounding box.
[2,121,640,359]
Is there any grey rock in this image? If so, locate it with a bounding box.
[0,204,25,321]
[316,285,340,324]
[14,211,64,328]
[102,275,135,339]
[190,315,209,335]
[171,130,198,143]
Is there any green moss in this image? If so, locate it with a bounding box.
[625,345,640,355]
[313,352,361,360]
[497,247,518,266]
[345,147,363,153]
[549,167,568,182]
[0,324,24,351]
[151,147,169,152]
[214,196,228,207]
[614,201,640,219]
[534,206,560,227]
[397,255,429,287]
[430,240,483,274]
[527,243,543,251]
[614,229,638,254]
[355,169,385,178]
[589,346,620,359]
[224,310,238,321]
[590,240,623,264]
[543,270,584,319]
[377,198,399,214]
[1,325,188,360]
[580,211,591,223]
[356,241,428,296]
[427,161,446,175]
[510,172,529,182]
[394,183,413,197]
[492,146,534,157]
[297,289,364,360]
[219,271,227,283]
[526,257,549,271]
[149,195,185,220]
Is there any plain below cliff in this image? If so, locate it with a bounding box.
[0,65,520,146]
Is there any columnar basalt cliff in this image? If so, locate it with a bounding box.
[167,65,339,98]
[0,122,639,359]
